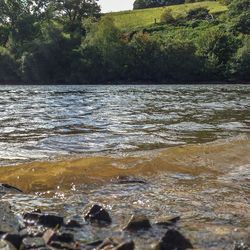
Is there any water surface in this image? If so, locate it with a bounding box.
[0,85,249,249]
[0,85,249,165]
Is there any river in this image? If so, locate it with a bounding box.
[0,85,249,249]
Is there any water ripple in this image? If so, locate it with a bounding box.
[0,85,249,165]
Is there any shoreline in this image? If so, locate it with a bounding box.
[0,138,249,249]
[0,80,250,85]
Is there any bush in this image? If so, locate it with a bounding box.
[160,9,175,23]
[230,37,250,80]
[186,7,210,20]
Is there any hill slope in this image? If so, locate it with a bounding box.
[107,1,227,30]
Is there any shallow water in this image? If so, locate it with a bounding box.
[0,85,250,249]
[1,138,250,249]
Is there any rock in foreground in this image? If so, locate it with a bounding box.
[85,204,112,225]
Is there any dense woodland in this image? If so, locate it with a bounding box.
[0,0,249,84]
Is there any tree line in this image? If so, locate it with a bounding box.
[0,0,249,84]
[133,0,225,10]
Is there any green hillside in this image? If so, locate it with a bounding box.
[108,1,227,30]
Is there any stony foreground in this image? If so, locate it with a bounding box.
[0,184,249,250]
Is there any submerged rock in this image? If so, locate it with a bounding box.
[113,176,147,185]
[85,204,112,225]
[155,229,193,250]
[0,184,23,195]
[123,214,151,231]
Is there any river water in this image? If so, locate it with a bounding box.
[0,85,249,165]
[0,85,250,249]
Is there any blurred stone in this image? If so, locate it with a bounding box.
[21,237,45,249]
[0,239,17,250]
[97,238,135,250]
[1,234,23,249]
[23,212,41,225]
[123,215,151,231]
[0,202,20,233]
[85,205,112,225]
[155,216,181,227]
[65,219,81,228]
[155,229,193,250]
[38,214,64,228]
[43,229,74,245]
[115,241,135,250]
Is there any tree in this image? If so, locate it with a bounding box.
[82,16,126,81]
[196,27,239,78]
[20,23,74,83]
[0,0,50,53]
[126,33,163,81]
[50,0,100,23]
[230,37,250,80]
[228,0,250,34]
[0,0,49,26]
[0,46,20,83]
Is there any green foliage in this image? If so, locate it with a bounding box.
[230,37,250,80]
[160,9,175,23]
[228,0,249,16]
[186,7,210,20]
[196,26,239,78]
[20,23,74,83]
[228,0,250,34]
[108,2,227,30]
[0,46,19,82]
[0,0,248,84]
[83,16,125,81]
[50,0,100,22]
[126,33,163,80]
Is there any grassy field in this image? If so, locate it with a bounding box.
[107,1,227,30]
